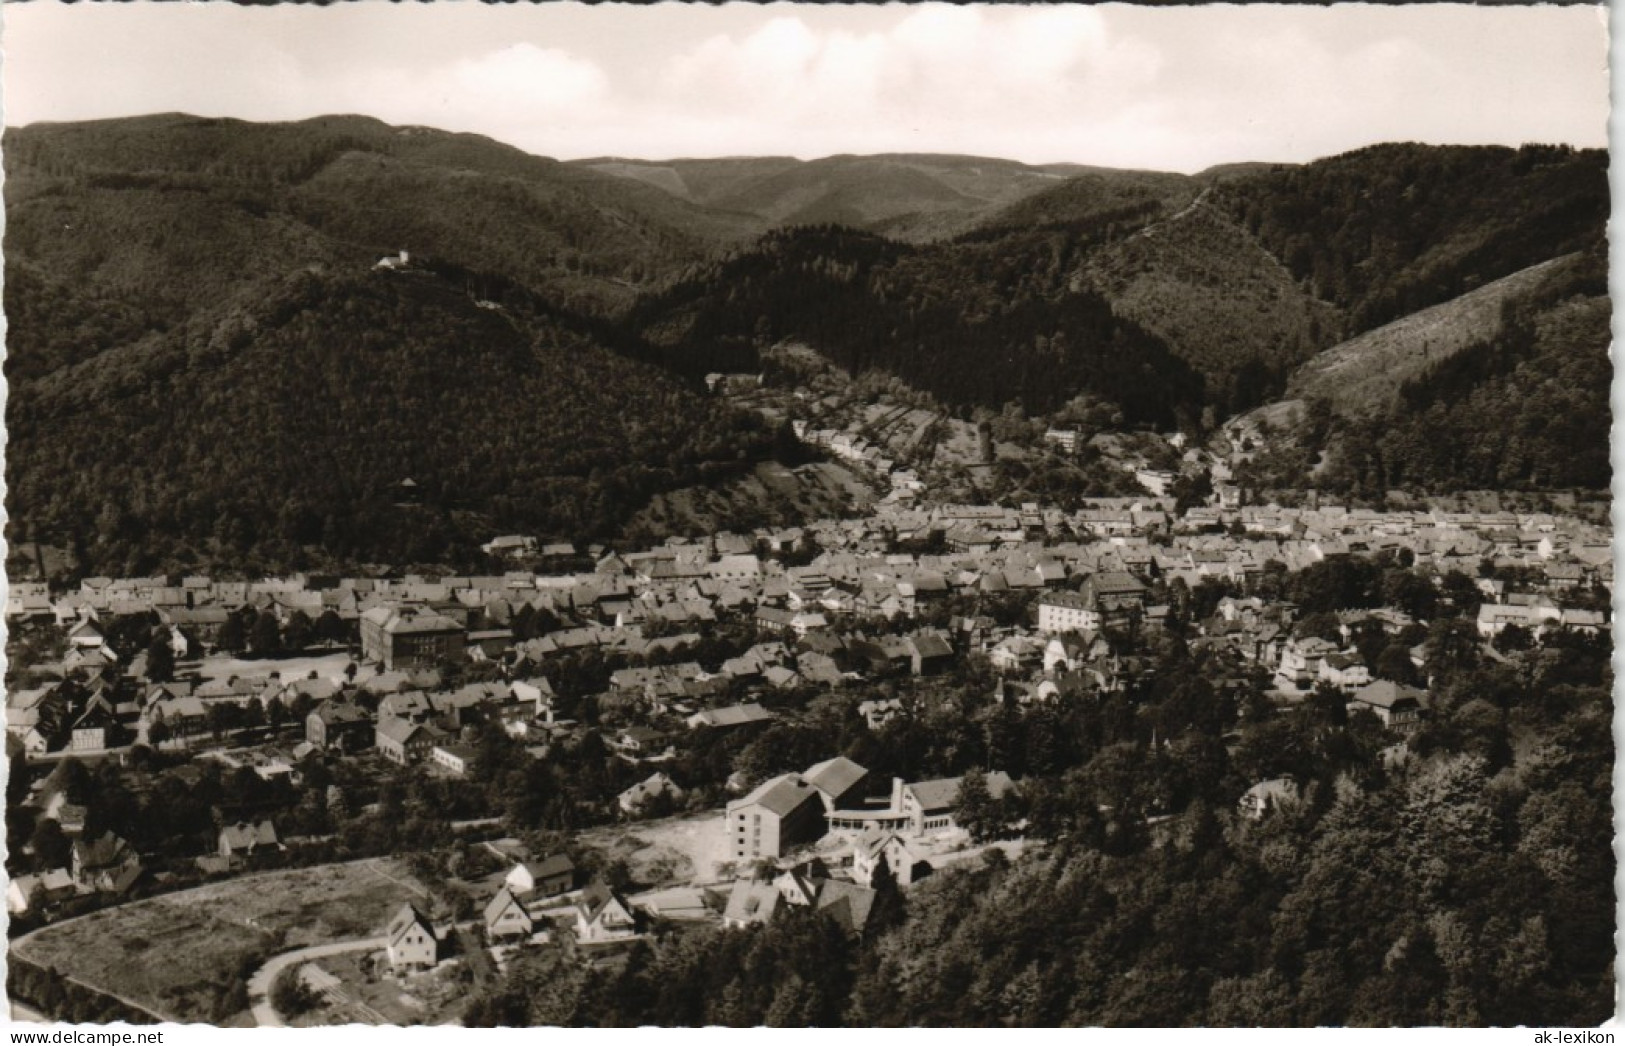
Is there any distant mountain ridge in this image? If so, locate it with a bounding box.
[575,152,1087,242]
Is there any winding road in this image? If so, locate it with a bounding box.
[246,937,386,1027]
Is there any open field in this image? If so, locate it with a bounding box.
[12,858,430,1024]
[577,811,729,886]
[188,650,366,686]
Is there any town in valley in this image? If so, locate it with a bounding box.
[5,392,1612,1024]
[2,2,1614,1027]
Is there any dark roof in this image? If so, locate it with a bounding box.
[387,902,433,945]
[523,854,575,880]
[693,703,774,728]
[73,832,133,870]
[735,774,821,818]
[1351,680,1428,709]
[314,700,370,725]
[579,879,630,922]
[906,771,1015,813]
[813,878,878,935]
[804,756,867,800]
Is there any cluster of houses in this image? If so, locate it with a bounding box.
[9,831,143,910]
[4,487,1608,930]
[6,783,285,919]
[6,493,1607,771]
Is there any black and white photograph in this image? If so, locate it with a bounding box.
[0,0,1614,1030]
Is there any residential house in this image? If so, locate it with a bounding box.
[146,694,209,741]
[71,832,142,894]
[375,717,443,765]
[1037,591,1098,635]
[1318,653,1372,692]
[614,726,671,759]
[574,881,640,944]
[620,772,685,814]
[686,703,775,731]
[484,887,545,941]
[789,612,829,638]
[7,869,78,915]
[721,877,782,929]
[771,866,879,937]
[507,854,576,898]
[218,820,282,860]
[69,703,119,752]
[482,535,537,558]
[907,633,954,676]
[511,677,558,720]
[306,700,373,752]
[1347,680,1429,734]
[989,635,1045,674]
[430,743,478,776]
[857,697,904,731]
[385,903,445,972]
[851,830,932,887]
[1080,571,1148,621]
[1275,636,1340,690]
[67,619,109,650]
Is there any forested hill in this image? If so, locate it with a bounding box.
[1236,242,1611,499]
[4,113,759,318]
[5,261,780,577]
[1211,142,1608,337]
[627,224,1207,427]
[629,142,1605,426]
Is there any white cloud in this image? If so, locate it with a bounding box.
[450,44,608,112]
[0,3,1608,171]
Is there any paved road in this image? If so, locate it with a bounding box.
[247,937,387,1027]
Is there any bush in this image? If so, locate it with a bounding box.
[269,965,319,1018]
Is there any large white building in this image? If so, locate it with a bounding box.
[1037,591,1099,635]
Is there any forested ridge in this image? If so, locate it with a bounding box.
[1214,143,1608,336]
[3,118,1610,576]
[581,152,1102,244]
[1241,243,1612,498]
[3,116,804,574]
[630,224,1207,425]
[7,264,779,576]
[4,114,755,318]
[629,142,1605,426]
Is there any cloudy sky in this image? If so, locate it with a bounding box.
[1,2,1609,172]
